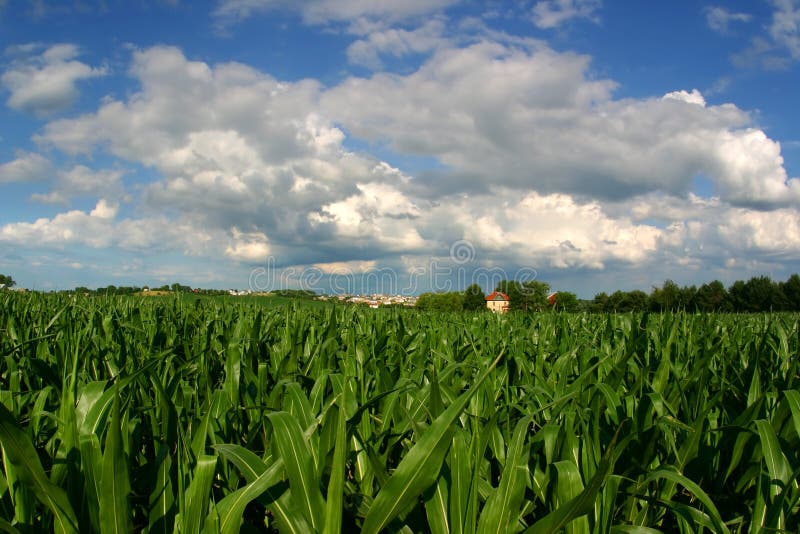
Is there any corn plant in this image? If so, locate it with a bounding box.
[0,292,799,532]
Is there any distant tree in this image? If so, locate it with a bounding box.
[727,276,788,312]
[416,293,434,310]
[416,292,463,312]
[521,280,551,312]
[0,274,16,288]
[780,274,800,310]
[680,285,698,310]
[694,280,728,311]
[608,290,648,312]
[649,280,682,311]
[607,291,627,311]
[274,289,318,300]
[746,276,788,311]
[591,292,609,312]
[171,283,192,293]
[552,291,579,311]
[462,284,486,311]
[726,280,747,311]
[627,290,649,311]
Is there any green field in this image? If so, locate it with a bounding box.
[0,292,799,533]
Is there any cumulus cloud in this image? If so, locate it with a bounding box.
[37,47,428,263]
[1,43,106,116]
[310,180,426,252]
[346,18,449,69]
[16,42,800,284]
[446,190,660,269]
[213,0,457,27]
[323,42,800,206]
[663,89,706,106]
[0,199,118,248]
[0,198,218,255]
[0,151,51,183]
[621,193,800,266]
[225,228,270,262]
[769,0,800,60]
[705,6,751,34]
[732,1,800,68]
[531,0,601,29]
[30,165,126,204]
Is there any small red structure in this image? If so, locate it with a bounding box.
[547,292,558,306]
[485,291,510,313]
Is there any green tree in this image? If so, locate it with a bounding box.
[591,292,609,312]
[552,291,579,311]
[416,292,463,312]
[649,279,681,311]
[0,274,16,289]
[727,276,787,312]
[521,280,550,311]
[726,280,747,311]
[609,290,648,312]
[694,280,728,311]
[780,274,800,310]
[462,284,486,311]
[745,276,788,311]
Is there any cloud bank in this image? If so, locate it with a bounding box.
[1,34,799,290]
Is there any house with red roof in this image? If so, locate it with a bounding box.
[485,290,510,313]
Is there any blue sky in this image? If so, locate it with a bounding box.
[1,0,800,296]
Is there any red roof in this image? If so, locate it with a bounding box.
[485,291,510,301]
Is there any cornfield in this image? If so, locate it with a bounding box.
[1,292,799,533]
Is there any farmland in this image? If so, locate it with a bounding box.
[1,292,799,533]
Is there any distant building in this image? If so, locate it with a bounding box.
[485,290,510,313]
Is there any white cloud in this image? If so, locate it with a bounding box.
[323,43,799,206]
[37,46,421,262]
[1,43,106,116]
[732,1,800,68]
[769,0,800,59]
[531,0,601,29]
[346,19,449,69]
[624,193,800,265]
[312,259,377,273]
[663,88,706,106]
[30,165,126,204]
[15,43,800,283]
[0,199,117,248]
[310,181,426,252]
[225,228,270,262]
[0,198,218,256]
[705,6,751,34]
[213,0,457,27]
[450,190,660,269]
[0,151,51,183]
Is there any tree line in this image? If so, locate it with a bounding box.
[70,283,209,295]
[415,274,800,313]
[3,272,800,312]
[592,275,800,312]
[416,280,578,312]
